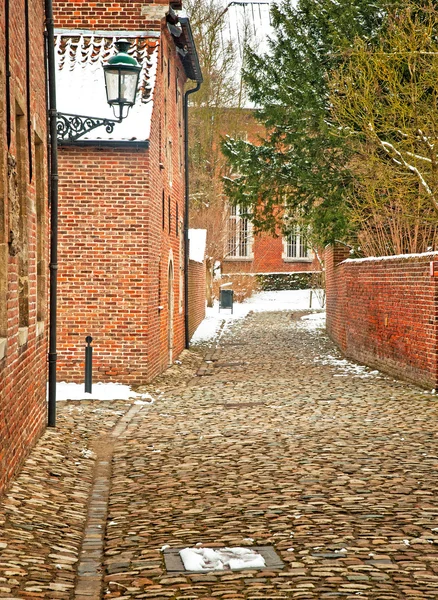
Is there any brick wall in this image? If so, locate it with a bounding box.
[326,245,438,389]
[0,0,48,496]
[223,232,321,275]
[53,0,170,30]
[188,259,206,339]
[56,17,188,383]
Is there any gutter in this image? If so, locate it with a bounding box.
[45,0,58,426]
[179,14,203,349]
[183,82,201,349]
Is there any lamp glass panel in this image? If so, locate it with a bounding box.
[104,68,120,104]
[120,72,139,105]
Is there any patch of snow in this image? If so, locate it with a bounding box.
[179,547,266,572]
[80,449,96,459]
[314,354,380,379]
[191,289,324,344]
[188,229,207,263]
[55,382,156,402]
[297,312,326,331]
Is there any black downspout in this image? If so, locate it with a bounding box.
[25,0,32,182]
[5,0,11,148]
[45,0,58,427]
[183,82,201,349]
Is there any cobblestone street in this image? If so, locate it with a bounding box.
[2,309,438,599]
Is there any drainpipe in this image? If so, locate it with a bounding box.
[45,0,58,427]
[183,82,201,349]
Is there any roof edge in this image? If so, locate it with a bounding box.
[58,140,150,148]
[55,28,160,38]
[178,16,203,83]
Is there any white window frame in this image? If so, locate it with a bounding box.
[282,225,313,262]
[225,204,253,260]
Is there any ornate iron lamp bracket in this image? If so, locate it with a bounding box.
[56,112,121,142]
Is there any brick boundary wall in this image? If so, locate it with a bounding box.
[188,259,206,340]
[325,245,438,389]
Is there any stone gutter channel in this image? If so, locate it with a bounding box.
[74,403,145,600]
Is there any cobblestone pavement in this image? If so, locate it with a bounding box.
[2,310,438,599]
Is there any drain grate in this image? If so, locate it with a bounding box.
[163,545,284,574]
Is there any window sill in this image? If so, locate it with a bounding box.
[0,338,6,360]
[223,257,254,262]
[18,326,29,347]
[283,258,313,263]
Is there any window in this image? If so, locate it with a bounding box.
[227,204,252,259]
[162,191,165,230]
[168,196,171,234]
[179,217,183,313]
[16,104,29,331]
[0,93,7,345]
[284,226,312,260]
[35,134,45,325]
[167,139,172,187]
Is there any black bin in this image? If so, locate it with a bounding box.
[219,289,234,313]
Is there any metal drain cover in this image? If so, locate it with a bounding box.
[163,545,284,573]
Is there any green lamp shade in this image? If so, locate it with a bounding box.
[103,39,141,109]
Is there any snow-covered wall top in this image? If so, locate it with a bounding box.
[344,250,438,264]
[55,33,159,141]
[188,229,207,263]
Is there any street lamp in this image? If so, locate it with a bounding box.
[103,39,142,120]
[57,38,141,142]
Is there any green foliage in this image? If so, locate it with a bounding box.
[330,1,438,255]
[222,0,392,245]
[256,272,314,291]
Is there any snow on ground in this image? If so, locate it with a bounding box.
[55,382,155,402]
[314,354,380,379]
[297,311,326,331]
[191,289,325,344]
[179,547,266,572]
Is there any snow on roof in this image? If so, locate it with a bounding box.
[188,229,207,263]
[55,33,159,142]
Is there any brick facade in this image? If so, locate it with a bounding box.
[222,231,321,275]
[326,245,438,389]
[54,0,172,31]
[0,0,48,495]
[188,259,206,339]
[54,2,196,383]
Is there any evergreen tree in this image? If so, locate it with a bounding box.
[222,0,392,245]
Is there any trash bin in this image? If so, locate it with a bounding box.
[219,289,234,313]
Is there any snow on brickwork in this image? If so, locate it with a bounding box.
[55,34,159,141]
[188,229,207,263]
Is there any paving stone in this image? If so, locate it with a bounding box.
[2,313,438,599]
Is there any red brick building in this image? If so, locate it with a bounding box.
[219,111,321,279]
[53,0,202,383]
[0,0,48,495]
[222,219,321,276]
